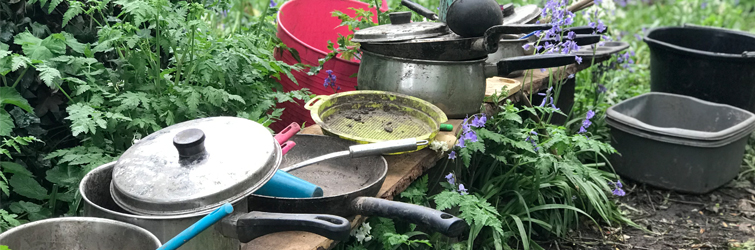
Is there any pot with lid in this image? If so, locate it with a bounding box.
[353,12,579,118]
[81,116,352,250]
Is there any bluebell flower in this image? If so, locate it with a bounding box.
[470,115,487,128]
[701,1,707,8]
[575,56,583,64]
[445,173,455,185]
[610,180,625,196]
[448,151,456,160]
[568,74,574,79]
[523,44,531,50]
[323,70,339,92]
[530,131,538,136]
[269,0,277,8]
[597,84,606,93]
[578,110,595,134]
[458,184,468,195]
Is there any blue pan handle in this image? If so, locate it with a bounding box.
[157,203,235,250]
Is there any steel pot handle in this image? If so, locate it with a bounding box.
[219,211,352,243]
[351,197,469,238]
[304,95,328,111]
[401,0,439,21]
[491,54,576,77]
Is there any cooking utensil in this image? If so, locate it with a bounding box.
[304,90,448,152]
[502,4,541,25]
[357,50,576,118]
[281,138,425,172]
[401,0,438,20]
[158,203,234,250]
[350,12,449,44]
[487,34,602,64]
[258,138,422,197]
[247,134,470,238]
[82,162,353,250]
[445,0,504,37]
[356,13,553,61]
[574,41,630,60]
[0,217,163,249]
[110,117,284,216]
[85,117,352,250]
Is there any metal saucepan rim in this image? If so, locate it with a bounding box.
[249,135,390,200]
[360,49,487,64]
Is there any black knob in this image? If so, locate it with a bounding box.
[389,12,412,25]
[502,4,515,17]
[173,128,206,158]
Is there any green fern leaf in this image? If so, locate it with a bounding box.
[62,1,84,26]
[36,64,61,87]
[65,103,105,136]
[11,55,31,71]
[434,190,463,211]
[114,0,155,27]
[38,0,48,6]
[47,0,64,13]
[0,176,8,196]
[0,87,33,113]
[0,110,12,136]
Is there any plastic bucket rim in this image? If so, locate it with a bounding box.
[606,92,755,141]
[277,0,372,66]
[605,117,755,148]
[643,26,755,62]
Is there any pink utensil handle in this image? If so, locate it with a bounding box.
[274,123,302,145]
[281,141,296,155]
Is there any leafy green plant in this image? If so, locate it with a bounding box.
[0,0,311,229]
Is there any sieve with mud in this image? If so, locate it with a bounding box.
[304,90,448,154]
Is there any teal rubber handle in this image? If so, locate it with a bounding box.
[158,203,234,250]
[254,170,324,198]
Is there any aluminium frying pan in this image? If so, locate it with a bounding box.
[247,134,469,238]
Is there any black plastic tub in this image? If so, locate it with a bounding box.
[643,24,755,113]
[606,92,755,194]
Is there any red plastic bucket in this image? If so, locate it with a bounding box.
[269,0,380,132]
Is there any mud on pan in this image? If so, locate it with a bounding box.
[305,90,448,154]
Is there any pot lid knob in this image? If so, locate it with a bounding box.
[173,128,206,159]
[501,4,515,17]
[389,12,412,25]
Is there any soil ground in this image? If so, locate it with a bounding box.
[542,179,755,250]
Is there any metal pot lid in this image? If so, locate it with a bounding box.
[110,116,280,216]
[351,12,449,43]
[502,5,541,26]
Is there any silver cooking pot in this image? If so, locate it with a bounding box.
[80,117,352,250]
[357,50,577,118]
[0,217,162,250]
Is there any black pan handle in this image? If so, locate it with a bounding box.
[235,211,352,243]
[351,197,469,237]
[563,25,608,35]
[401,0,439,20]
[484,24,553,53]
[537,34,602,53]
[493,54,576,77]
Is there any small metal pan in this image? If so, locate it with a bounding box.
[247,134,469,238]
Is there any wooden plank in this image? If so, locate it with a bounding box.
[241,120,463,250]
[485,77,521,98]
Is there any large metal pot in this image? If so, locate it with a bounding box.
[0,217,162,249]
[80,116,352,250]
[357,50,577,118]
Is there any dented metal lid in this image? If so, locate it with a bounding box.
[351,12,449,43]
[110,116,280,216]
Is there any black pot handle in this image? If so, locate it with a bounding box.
[563,25,608,35]
[351,197,469,237]
[537,35,602,53]
[235,211,352,243]
[494,54,576,77]
[401,0,439,20]
[484,24,553,52]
